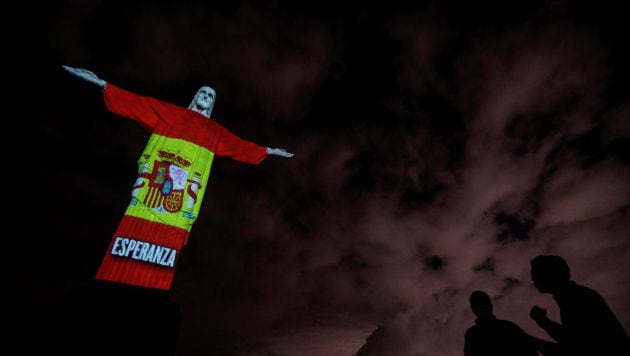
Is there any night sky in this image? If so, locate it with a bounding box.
[9,1,630,355]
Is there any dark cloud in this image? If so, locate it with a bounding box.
[473,258,496,273]
[424,255,447,271]
[494,212,534,242]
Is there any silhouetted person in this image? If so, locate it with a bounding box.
[530,255,630,356]
[464,290,539,356]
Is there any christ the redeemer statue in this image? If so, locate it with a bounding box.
[63,65,294,290]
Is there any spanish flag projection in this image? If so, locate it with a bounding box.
[95,84,268,290]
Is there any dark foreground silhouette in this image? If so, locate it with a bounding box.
[464,290,538,356]
[30,280,181,356]
[530,255,630,356]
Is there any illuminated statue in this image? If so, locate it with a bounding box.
[63,65,294,290]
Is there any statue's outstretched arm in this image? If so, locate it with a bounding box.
[62,65,106,88]
[266,147,294,158]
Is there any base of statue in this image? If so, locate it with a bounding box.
[30,279,181,356]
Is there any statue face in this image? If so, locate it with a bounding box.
[194,86,216,111]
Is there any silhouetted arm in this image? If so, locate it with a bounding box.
[528,334,562,356]
[515,326,547,356]
[531,305,568,343]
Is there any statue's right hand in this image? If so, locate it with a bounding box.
[62,65,106,88]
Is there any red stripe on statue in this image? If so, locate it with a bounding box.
[95,215,190,290]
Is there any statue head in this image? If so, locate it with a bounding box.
[188,86,216,118]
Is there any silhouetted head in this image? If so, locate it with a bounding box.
[530,255,571,294]
[469,290,493,319]
[188,86,216,118]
